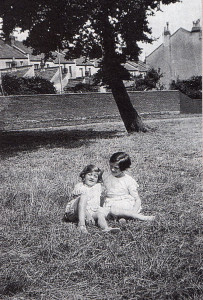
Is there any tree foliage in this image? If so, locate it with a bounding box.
[2,74,56,95]
[170,76,202,99]
[0,0,179,80]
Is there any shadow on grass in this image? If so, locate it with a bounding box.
[0,128,121,158]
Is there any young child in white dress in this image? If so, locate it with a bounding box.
[64,164,120,234]
[100,152,155,224]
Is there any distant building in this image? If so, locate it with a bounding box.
[0,36,148,93]
[146,20,202,89]
[0,39,28,70]
[123,60,148,78]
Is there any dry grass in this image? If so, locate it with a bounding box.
[0,116,202,300]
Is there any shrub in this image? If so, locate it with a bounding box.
[170,76,202,99]
[2,74,56,95]
[65,82,98,93]
[129,68,164,91]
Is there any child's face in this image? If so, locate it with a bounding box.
[110,162,124,178]
[84,171,98,187]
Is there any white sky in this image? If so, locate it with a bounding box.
[13,0,202,60]
[139,0,202,59]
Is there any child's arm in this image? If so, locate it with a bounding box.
[72,182,85,196]
[129,189,141,212]
[100,183,107,207]
[128,177,141,213]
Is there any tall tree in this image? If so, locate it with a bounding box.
[0,0,179,132]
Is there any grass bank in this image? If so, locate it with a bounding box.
[0,116,202,299]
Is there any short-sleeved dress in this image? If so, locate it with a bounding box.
[65,182,102,221]
[102,173,141,213]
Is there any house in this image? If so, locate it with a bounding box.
[11,38,55,69]
[0,39,29,70]
[0,37,73,92]
[75,57,97,78]
[1,65,35,78]
[53,53,76,78]
[123,60,148,78]
[146,20,202,89]
[0,35,148,93]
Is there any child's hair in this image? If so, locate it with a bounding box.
[79,164,103,183]
[109,152,131,171]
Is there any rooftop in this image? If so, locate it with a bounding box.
[35,67,59,81]
[0,39,27,59]
[75,57,94,66]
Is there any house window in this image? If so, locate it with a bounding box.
[20,61,23,66]
[63,67,68,74]
[69,66,72,77]
[79,68,84,77]
[6,62,12,68]
[34,64,39,69]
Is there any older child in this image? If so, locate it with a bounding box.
[64,164,120,234]
[100,152,155,223]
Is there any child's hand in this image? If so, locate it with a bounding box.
[72,182,84,196]
[78,225,88,234]
[72,188,82,196]
[85,211,95,225]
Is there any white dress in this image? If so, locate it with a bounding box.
[65,182,102,217]
[102,173,140,212]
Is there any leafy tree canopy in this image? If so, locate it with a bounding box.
[0,1,179,63]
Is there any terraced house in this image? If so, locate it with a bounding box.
[0,38,28,69]
[0,35,148,93]
[146,20,202,89]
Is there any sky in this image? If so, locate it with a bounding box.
[139,0,202,60]
[13,0,202,60]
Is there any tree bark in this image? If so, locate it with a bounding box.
[110,79,147,133]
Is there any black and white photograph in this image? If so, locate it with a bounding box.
[0,0,202,299]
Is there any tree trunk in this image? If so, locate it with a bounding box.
[110,79,147,133]
[99,13,147,133]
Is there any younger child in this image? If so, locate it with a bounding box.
[100,152,155,223]
[64,164,120,234]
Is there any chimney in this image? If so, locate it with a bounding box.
[164,22,171,36]
[6,35,16,46]
[191,19,201,33]
[163,22,171,46]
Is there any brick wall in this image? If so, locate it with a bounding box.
[0,90,201,130]
[180,93,202,114]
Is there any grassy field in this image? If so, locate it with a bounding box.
[0,116,202,300]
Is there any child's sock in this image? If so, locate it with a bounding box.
[102,227,121,233]
[119,218,127,225]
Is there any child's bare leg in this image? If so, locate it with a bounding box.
[78,194,89,233]
[97,209,121,233]
[132,213,155,221]
[110,205,155,221]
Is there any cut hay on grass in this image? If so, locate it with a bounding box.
[0,116,202,300]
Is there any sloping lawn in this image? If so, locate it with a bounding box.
[0,116,202,300]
